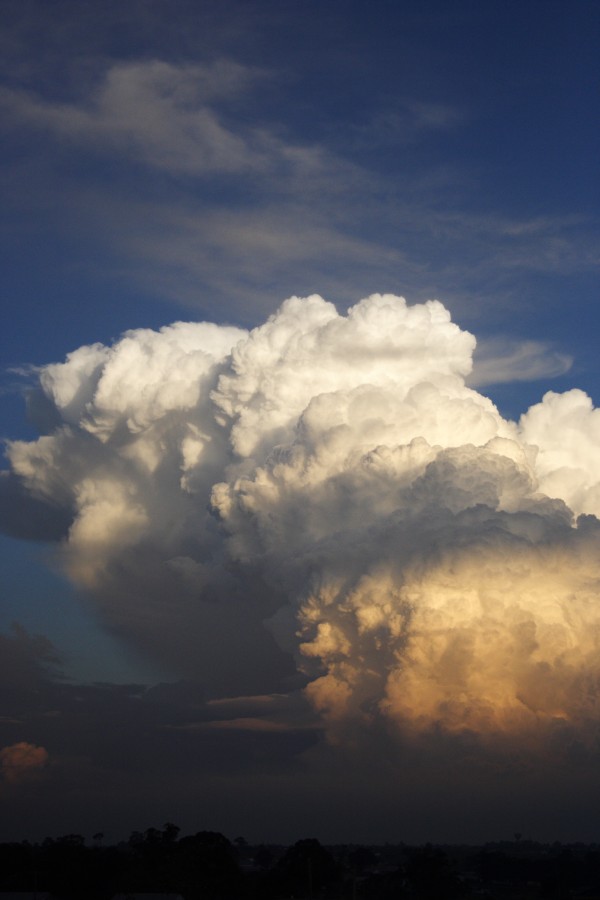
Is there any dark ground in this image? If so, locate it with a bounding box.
[2,825,600,899]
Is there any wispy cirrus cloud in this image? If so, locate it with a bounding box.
[469,337,572,387]
[0,58,329,180]
[345,98,466,151]
[1,54,596,329]
[5,56,580,270]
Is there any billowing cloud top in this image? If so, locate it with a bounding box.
[5,294,600,743]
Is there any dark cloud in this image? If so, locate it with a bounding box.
[1,605,600,843]
[0,624,318,841]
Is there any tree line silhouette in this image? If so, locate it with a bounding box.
[1,823,600,898]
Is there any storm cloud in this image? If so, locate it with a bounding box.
[5,293,600,749]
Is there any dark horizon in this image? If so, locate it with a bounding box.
[3,827,600,900]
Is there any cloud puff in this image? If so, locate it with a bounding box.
[0,741,48,783]
[520,389,600,516]
[6,294,600,745]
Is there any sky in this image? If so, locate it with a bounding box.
[0,0,599,845]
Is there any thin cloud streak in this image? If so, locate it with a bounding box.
[1,56,596,327]
[0,58,329,178]
[469,338,572,387]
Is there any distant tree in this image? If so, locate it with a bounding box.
[405,845,464,900]
[175,831,242,899]
[162,821,180,843]
[0,840,35,890]
[275,838,338,898]
[254,844,274,870]
[541,848,575,899]
[143,826,163,846]
[349,846,378,873]
[121,824,180,892]
[41,833,99,900]
[361,866,407,900]
[57,833,85,846]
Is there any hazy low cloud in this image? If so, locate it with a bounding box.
[348,99,465,150]
[117,202,400,318]
[5,294,600,753]
[0,623,316,839]
[0,741,48,783]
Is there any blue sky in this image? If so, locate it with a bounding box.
[0,0,599,844]
[1,1,597,392]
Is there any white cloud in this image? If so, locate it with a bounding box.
[6,294,600,746]
[520,389,600,516]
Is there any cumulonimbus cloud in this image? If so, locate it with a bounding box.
[5,294,600,741]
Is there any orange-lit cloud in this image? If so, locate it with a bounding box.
[299,519,600,739]
[0,742,48,784]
